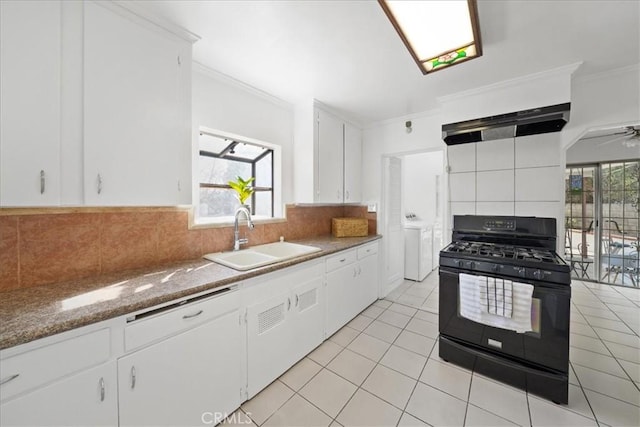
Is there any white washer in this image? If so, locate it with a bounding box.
[404,222,433,281]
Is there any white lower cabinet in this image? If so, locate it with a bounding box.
[0,328,115,427]
[326,250,359,337]
[118,290,242,427]
[0,361,118,427]
[326,243,379,337]
[1,242,380,426]
[357,243,379,311]
[246,262,324,397]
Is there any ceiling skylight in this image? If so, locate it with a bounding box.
[378,0,483,74]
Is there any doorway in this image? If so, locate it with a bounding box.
[564,161,639,287]
[379,149,446,298]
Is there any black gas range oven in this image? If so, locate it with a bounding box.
[439,215,571,404]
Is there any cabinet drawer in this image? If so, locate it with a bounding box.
[326,250,356,272]
[1,328,110,401]
[357,242,378,259]
[124,288,240,352]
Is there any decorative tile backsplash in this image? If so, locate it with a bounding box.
[0,205,374,292]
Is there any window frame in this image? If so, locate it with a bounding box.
[194,127,283,226]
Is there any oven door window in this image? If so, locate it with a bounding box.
[457,295,542,337]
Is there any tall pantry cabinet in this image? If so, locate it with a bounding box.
[0,1,196,207]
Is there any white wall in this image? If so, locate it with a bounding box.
[438,63,577,125]
[363,63,640,253]
[402,151,444,224]
[192,64,295,208]
[562,65,640,150]
[567,134,640,164]
[361,110,443,210]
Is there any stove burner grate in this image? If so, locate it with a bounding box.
[444,241,562,265]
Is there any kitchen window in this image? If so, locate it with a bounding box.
[196,129,282,224]
[564,161,639,286]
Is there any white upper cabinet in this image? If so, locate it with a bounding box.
[317,109,344,203]
[1,1,194,207]
[83,2,192,205]
[0,1,62,206]
[344,122,362,203]
[294,103,362,203]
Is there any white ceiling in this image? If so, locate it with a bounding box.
[138,0,640,125]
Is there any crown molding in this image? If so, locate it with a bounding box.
[573,63,640,84]
[311,99,366,129]
[99,0,200,44]
[437,62,583,105]
[193,62,293,111]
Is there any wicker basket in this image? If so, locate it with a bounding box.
[332,217,368,238]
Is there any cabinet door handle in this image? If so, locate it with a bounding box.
[40,170,45,194]
[339,258,346,263]
[295,294,299,307]
[0,373,19,386]
[182,310,203,319]
[287,297,291,311]
[130,366,136,390]
[97,174,102,194]
[99,377,105,402]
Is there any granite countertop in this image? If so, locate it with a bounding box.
[0,235,381,350]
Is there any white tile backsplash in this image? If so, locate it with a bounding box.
[514,201,561,219]
[449,202,476,216]
[515,133,561,168]
[447,135,563,230]
[477,170,514,201]
[477,138,514,171]
[477,202,515,216]
[449,172,476,201]
[515,166,562,201]
[447,144,476,173]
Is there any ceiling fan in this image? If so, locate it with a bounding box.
[591,126,640,148]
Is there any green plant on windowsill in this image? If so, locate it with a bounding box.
[228,176,255,205]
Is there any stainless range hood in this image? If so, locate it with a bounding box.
[442,103,571,145]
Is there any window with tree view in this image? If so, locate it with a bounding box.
[199,132,274,219]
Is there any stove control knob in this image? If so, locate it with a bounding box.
[491,264,501,273]
[456,260,464,267]
[467,261,476,269]
[533,269,542,280]
[516,267,526,277]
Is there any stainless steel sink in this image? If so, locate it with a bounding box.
[204,242,322,271]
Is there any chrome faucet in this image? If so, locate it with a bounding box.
[233,206,254,251]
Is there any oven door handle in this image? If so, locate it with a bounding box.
[442,337,568,378]
[439,267,570,295]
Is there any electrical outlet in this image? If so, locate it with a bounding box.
[367,203,377,213]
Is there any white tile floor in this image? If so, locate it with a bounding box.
[229,273,640,427]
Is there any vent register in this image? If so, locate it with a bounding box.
[442,103,571,145]
[257,288,318,335]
